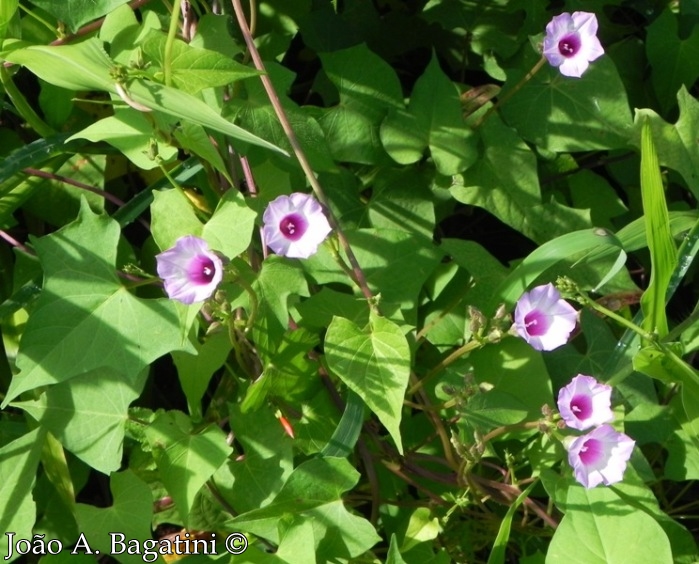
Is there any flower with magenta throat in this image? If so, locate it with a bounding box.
[513,283,578,351]
[557,375,613,431]
[263,193,332,259]
[543,12,604,78]
[567,424,635,488]
[155,235,223,305]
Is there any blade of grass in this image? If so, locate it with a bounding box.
[639,118,677,338]
[487,481,538,564]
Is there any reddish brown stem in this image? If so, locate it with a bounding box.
[229,0,374,302]
[23,167,150,230]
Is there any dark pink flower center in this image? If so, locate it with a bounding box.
[279,213,308,241]
[523,310,550,336]
[558,34,581,58]
[570,394,592,421]
[189,255,217,285]
[579,437,603,466]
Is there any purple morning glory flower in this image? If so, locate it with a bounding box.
[513,283,578,351]
[543,12,604,78]
[155,235,223,304]
[567,424,635,488]
[558,374,614,431]
[262,193,332,259]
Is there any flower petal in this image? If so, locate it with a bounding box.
[262,193,332,259]
[155,235,223,304]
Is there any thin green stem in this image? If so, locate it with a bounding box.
[408,339,483,396]
[581,293,655,341]
[164,0,183,87]
[158,161,182,190]
[18,4,58,36]
[474,56,546,128]
[228,266,258,333]
[0,66,55,137]
[481,421,542,445]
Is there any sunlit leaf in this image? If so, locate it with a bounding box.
[2,202,194,406]
[325,312,411,453]
[145,410,232,526]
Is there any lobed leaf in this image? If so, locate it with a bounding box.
[325,312,411,453]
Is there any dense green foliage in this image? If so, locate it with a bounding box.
[1,1,699,563]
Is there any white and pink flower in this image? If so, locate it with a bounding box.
[262,193,332,259]
[557,374,614,431]
[543,12,604,78]
[155,235,223,304]
[514,283,578,351]
[567,424,635,488]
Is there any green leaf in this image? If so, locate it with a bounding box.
[610,468,699,562]
[381,54,477,175]
[229,63,335,172]
[318,44,403,164]
[488,482,537,564]
[74,470,153,564]
[229,457,358,522]
[145,410,232,526]
[568,170,628,229]
[296,288,368,329]
[14,368,147,474]
[276,517,318,564]
[173,122,230,181]
[251,257,309,362]
[646,8,699,113]
[2,202,194,406]
[302,228,442,316]
[0,428,45,563]
[5,40,114,91]
[27,0,131,32]
[469,338,552,421]
[463,390,529,433]
[493,228,626,311]
[0,0,18,41]
[172,332,231,420]
[214,404,294,514]
[202,189,258,259]
[228,457,380,558]
[150,188,203,251]
[6,40,286,155]
[501,54,632,151]
[546,485,672,563]
[292,389,340,456]
[242,328,320,410]
[448,114,540,240]
[367,168,436,239]
[422,0,522,58]
[632,87,699,199]
[0,132,74,185]
[325,312,411,453]
[639,119,677,337]
[68,110,178,169]
[401,507,441,553]
[142,33,261,94]
[321,390,364,457]
[388,534,408,564]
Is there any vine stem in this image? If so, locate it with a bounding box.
[230,0,374,302]
[474,56,546,128]
[0,230,32,255]
[407,339,483,396]
[164,0,183,87]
